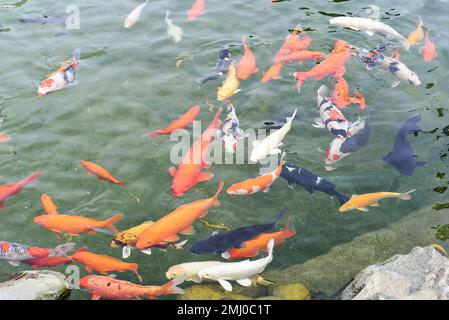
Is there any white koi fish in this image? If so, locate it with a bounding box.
[379,56,421,87]
[197,239,274,292]
[165,10,183,44]
[250,109,297,163]
[124,0,149,28]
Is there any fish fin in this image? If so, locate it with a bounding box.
[356,207,370,212]
[91,293,101,300]
[174,239,188,250]
[391,80,401,88]
[287,109,298,122]
[269,148,281,155]
[218,279,233,292]
[8,261,20,267]
[162,278,185,296]
[85,266,93,272]
[313,118,325,128]
[415,161,426,168]
[197,172,214,183]
[399,189,416,200]
[163,234,181,242]
[140,248,152,255]
[365,31,374,37]
[370,202,380,207]
[168,167,177,177]
[256,276,276,286]
[212,231,220,236]
[221,251,231,260]
[262,187,270,193]
[179,225,195,236]
[122,246,132,259]
[102,213,124,232]
[236,279,252,287]
[235,89,242,94]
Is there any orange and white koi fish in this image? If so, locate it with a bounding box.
[34,211,124,237]
[236,37,259,80]
[227,161,284,195]
[261,63,283,83]
[150,105,201,138]
[80,160,125,186]
[70,248,142,282]
[217,64,241,101]
[331,75,365,110]
[273,27,311,63]
[222,223,296,260]
[339,189,416,212]
[80,275,184,300]
[37,49,80,97]
[294,40,351,92]
[187,0,205,21]
[420,30,437,62]
[274,50,326,65]
[135,181,224,253]
[0,172,42,209]
[169,109,222,197]
[41,193,58,215]
[407,17,424,47]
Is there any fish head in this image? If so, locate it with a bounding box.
[79,275,99,289]
[166,265,186,280]
[111,232,136,248]
[33,215,49,226]
[333,40,350,53]
[407,72,421,86]
[37,78,57,96]
[219,49,231,60]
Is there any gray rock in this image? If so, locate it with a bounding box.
[0,270,70,300]
[341,246,449,300]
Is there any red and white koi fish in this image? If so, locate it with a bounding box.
[37,49,80,97]
[0,172,42,209]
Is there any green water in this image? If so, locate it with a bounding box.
[1,0,449,299]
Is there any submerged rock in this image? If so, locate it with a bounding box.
[178,284,252,300]
[0,270,70,300]
[341,246,449,300]
[268,283,311,300]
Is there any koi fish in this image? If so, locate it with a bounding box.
[227,161,283,195]
[339,189,416,212]
[274,50,326,65]
[331,75,365,110]
[41,193,58,215]
[187,0,206,21]
[222,222,296,260]
[236,36,259,80]
[70,248,142,282]
[381,56,421,87]
[280,161,349,205]
[34,211,124,237]
[250,109,297,163]
[217,64,241,101]
[329,16,409,50]
[135,181,224,253]
[37,48,80,96]
[0,132,11,143]
[190,210,284,255]
[217,101,245,153]
[407,17,424,47]
[261,63,283,84]
[0,241,75,266]
[197,49,233,85]
[197,239,275,292]
[383,114,426,176]
[166,261,224,283]
[169,109,222,196]
[0,172,42,209]
[19,15,67,25]
[80,275,184,300]
[80,160,125,186]
[420,29,437,62]
[314,85,350,138]
[165,10,183,44]
[22,256,73,269]
[294,40,351,92]
[111,220,188,259]
[124,0,149,28]
[149,105,200,138]
[273,26,311,64]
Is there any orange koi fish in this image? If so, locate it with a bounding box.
[236,36,259,80]
[80,275,184,300]
[187,0,205,21]
[34,211,124,237]
[0,172,42,208]
[226,161,284,195]
[420,30,437,62]
[331,75,366,110]
[22,256,73,269]
[339,189,415,212]
[41,193,58,215]
[261,63,283,83]
[70,248,142,282]
[294,40,351,92]
[135,181,224,253]
[223,223,296,260]
[273,28,311,63]
[0,132,11,143]
[274,50,326,65]
[150,105,201,138]
[80,160,125,186]
[169,109,222,197]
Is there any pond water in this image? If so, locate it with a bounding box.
[0,0,448,299]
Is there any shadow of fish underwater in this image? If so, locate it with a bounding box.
[190,210,285,255]
[18,15,67,25]
[382,114,426,176]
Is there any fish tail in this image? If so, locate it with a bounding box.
[196,75,219,85]
[267,238,275,257]
[160,278,185,296]
[418,16,423,27]
[19,171,43,187]
[53,242,76,257]
[283,216,297,236]
[149,130,166,138]
[398,189,416,200]
[272,209,286,226]
[174,240,188,250]
[334,191,350,205]
[212,108,223,125]
[102,213,124,232]
[165,10,170,21]
[286,108,298,123]
[402,114,422,135]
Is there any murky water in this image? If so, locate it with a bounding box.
[1,0,449,299]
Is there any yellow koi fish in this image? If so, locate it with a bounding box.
[407,17,424,47]
[217,64,241,101]
[339,189,415,212]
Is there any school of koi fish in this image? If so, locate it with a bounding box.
[0,1,439,300]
